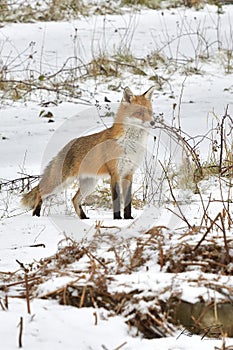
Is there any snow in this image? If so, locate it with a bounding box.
[0,298,226,350]
[1,2,233,349]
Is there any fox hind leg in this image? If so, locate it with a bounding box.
[72,177,98,219]
[32,193,43,217]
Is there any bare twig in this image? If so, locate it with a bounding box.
[79,286,86,308]
[18,317,23,348]
[114,342,127,350]
[0,174,40,192]
[93,311,98,326]
[219,105,233,173]
[82,247,108,272]
[159,160,192,228]
[220,213,231,264]
[194,212,221,251]
[25,273,31,315]
[177,76,187,131]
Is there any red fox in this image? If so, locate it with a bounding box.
[22,86,155,219]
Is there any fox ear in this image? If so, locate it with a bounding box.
[122,87,134,103]
[143,86,155,101]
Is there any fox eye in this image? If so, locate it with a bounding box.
[134,111,143,118]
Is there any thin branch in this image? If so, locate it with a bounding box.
[219,213,231,264]
[25,273,31,315]
[159,161,192,228]
[18,317,23,348]
[194,212,221,251]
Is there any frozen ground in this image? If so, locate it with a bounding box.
[0,3,233,349]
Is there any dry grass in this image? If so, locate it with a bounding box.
[0,0,112,23]
[1,219,233,337]
[0,0,228,24]
[0,230,176,338]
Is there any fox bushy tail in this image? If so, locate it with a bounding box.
[21,185,39,209]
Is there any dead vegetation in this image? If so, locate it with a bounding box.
[0,1,232,106]
[1,211,233,338]
[0,0,122,23]
[0,50,166,104]
[0,0,229,23]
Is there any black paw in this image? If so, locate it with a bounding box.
[32,207,41,217]
[114,213,122,220]
[124,215,134,219]
[80,213,89,219]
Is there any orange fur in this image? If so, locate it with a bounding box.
[22,86,155,219]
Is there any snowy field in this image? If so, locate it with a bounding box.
[1,2,233,349]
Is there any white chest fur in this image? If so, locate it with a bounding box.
[117,126,148,177]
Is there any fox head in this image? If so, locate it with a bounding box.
[117,86,155,127]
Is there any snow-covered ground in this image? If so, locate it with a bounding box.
[1,3,233,349]
[0,298,227,350]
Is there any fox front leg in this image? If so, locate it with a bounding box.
[122,174,133,219]
[111,176,122,219]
